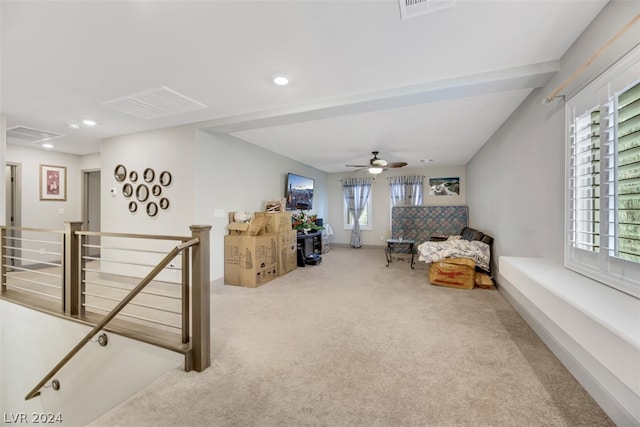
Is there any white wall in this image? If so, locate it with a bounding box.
[327,165,466,246]
[466,2,640,424]
[467,0,640,273]
[0,113,5,403]
[1,114,6,227]
[194,130,328,282]
[6,145,83,229]
[0,300,183,425]
[80,152,100,171]
[101,125,196,236]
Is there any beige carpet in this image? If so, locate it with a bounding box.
[91,247,613,426]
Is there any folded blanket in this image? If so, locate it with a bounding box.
[417,239,491,272]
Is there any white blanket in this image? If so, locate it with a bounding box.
[417,239,491,272]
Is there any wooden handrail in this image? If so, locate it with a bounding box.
[24,238,199,401]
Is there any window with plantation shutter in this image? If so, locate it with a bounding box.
[569,109,600,253]
[616,81,640,263]
[566,47,640,298]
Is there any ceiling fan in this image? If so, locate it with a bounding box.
[345,151,408,174]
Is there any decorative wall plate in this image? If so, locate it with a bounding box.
[159,171,172,186]
[147,202,158,217]
[114,165,126,182]
[123,183,133,198]
[136,184,149,202]
[143,168,155,183]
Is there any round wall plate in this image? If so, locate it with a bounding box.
[160,171,172,186]
[144,168,155,183]
[136,184,149,202]
[123,183,133,198]
[114,164,126,182]
[147,202,158,217]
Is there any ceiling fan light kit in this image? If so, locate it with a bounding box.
[346,151,408,174]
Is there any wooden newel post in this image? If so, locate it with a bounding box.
[190,224,211,372]
[64,221,83,316]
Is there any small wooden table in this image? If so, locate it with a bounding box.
[385,239,415,269]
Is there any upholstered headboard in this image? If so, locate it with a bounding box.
[391,205,468,245]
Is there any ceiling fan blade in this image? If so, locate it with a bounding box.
[387,162,408,168]
[345,164,368,168]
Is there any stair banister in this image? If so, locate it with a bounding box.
[24,237,200,401]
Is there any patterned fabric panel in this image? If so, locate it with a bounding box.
[391,205,468,245]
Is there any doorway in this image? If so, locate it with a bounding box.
[83,170,101,257]
[5,163,21,269]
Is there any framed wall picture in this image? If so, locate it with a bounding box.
[429,177,460,196]
[40,164,67,201]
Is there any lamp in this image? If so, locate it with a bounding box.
[368,166,384,174]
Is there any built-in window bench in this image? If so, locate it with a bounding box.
[498,257,639,426]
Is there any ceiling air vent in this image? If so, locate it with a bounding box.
[399,0,455,20]
[6,126,64,142]
[101,86,208,120]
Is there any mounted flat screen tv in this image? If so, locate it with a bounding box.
[285,173,314,211]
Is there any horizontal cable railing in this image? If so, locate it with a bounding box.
[1,227,65,306]
[77,231,189,341]
[24,237,200,401]
[1,222,211,400]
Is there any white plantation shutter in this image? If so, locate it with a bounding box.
[566,47,640,298]
[616,81,640,263]
[569,109,600,253]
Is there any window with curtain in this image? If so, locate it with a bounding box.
[566,47,640,298]
[344,201,371,229]
[388,175,424,207]
[342,177,374,248]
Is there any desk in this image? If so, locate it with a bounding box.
[385,239,415,269]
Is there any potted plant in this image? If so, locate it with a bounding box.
[291,210,324,234]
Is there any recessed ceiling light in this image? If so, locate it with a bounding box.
[68,123,80,129]
[42,143,54,149]
[82,119,97,126]
[273,76,289,86]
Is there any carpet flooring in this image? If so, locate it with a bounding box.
[90,246,613,426]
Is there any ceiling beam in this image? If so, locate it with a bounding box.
[198,61,559,135]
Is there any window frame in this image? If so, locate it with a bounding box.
[565,46,640,299]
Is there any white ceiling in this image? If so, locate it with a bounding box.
[1,0,609,173]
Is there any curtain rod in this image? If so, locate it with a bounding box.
[543,13,640,105]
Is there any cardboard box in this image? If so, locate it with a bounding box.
[475,272,494,289]
[254,211,293,234]
[277,230,298,276]
[224,234,278,287]
[227,213,267,236]
[428,258,475,290]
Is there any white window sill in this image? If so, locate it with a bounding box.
[499,256,639,425]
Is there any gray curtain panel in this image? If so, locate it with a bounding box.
[342,177,373,248]
[388,175,424,207]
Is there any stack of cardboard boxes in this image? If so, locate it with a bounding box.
[224,211,297,288]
